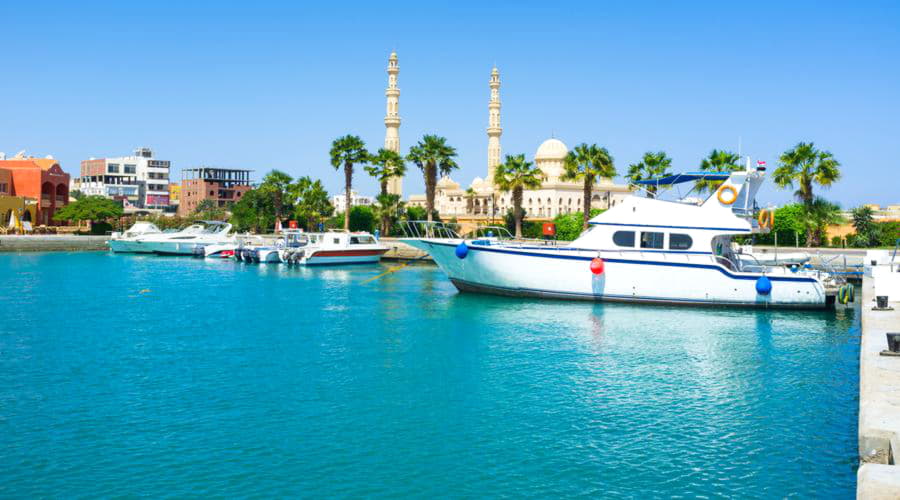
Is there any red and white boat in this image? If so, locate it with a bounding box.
[280,230,388,266]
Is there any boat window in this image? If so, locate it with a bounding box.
[612,231,635,247]
[333,238,340,244]
[669,233,693,250]
[640,231,664,249]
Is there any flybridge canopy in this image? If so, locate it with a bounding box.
[634,171,732,186]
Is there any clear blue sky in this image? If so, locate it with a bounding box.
[2,1,898,207]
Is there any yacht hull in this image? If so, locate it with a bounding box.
[304,249,387,266]
[109,240,154,253]
[404,239,828,309]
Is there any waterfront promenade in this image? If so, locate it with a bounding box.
[858,269,900,498]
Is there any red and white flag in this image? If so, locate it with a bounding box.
[757,160,767,166]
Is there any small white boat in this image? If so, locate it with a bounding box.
[128,221,235,256]
[281,230,388,266]
[109,222,163,253]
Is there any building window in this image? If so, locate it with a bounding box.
[108,164,120,173]
[124,164,136,174]
[669,233,693,250]
[0,182,7,194]
[640,232,665,249]
[613,231,635,247]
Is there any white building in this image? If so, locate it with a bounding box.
[409,66,631,219]
[331,190,375,214]
[74,147,171,208]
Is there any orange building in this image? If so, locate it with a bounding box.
[0,157,71,225]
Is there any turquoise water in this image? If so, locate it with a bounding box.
[1,252,859,497]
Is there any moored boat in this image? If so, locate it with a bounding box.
[109,222,163,253]
[401,163,841,309]
[281,230,387,266]
[125,221,235,256]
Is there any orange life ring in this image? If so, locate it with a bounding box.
[758,209,774,229]
[717,184,738,205]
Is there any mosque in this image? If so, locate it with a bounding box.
[381,52,631,220]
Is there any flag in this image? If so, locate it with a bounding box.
[757,160,767,166]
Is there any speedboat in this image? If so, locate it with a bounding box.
[281,230,388,265]
[129,220,235,256]
[401,162,840,309]
[109,222,163,253]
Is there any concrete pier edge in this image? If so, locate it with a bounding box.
[858,272,900,498]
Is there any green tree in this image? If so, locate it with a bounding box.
[406,135,458,222]
[331,205,377,233]
[696,149,741,194]
[552,209,605,241]
[562,143,616,229]
[464,187,476,214]
[53,196,123,231]
[69,189,85,201]
[373,193,404,235]
[192,199,229,221]
[290,176,334,231]
[365,148,407,197]
[626,151,672,199]
[329,135,370,231]
[772,142,841,205]
[229,189,276,233]
[801,198,843,247]
[851,205,877,247]
[493,153,544,238]
[259,169,294,224]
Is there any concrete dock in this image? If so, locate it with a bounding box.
[379,237,430,261]
[0,235,109,252]
[858,264,900,498]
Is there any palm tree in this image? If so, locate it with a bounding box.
[493,154,544,238]
[365,148,407,197]
[406,135,458,222]
[329,135,370,231]
[260,169,294,226]
[696,149,741,194]
[801,197,843,247]
[373,193,404,235]
[562,143,616,229]
[465,187,476,215]
[625,151,672,199]
[851,205,876,247]
[772,142,841,205]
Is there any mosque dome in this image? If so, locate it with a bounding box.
[470,177,486,189]
[535,138,568,161]
[437,175,460,189]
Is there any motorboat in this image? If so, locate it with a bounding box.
[109,222,163,253]
[204,243,236,259]
[126,220,235,256]
[401,161,841,309]
[281,230,388,265]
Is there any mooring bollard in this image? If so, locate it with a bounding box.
[887,333,900,353]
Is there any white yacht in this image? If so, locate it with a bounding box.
[125,221,235,256]
[402,163,840,309]
[109,222,163,253]
[280,230,388,266]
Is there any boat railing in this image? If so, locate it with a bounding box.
[400,221,461,239]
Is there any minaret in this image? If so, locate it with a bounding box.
[487,66,502,185]
[384,51,402,196]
